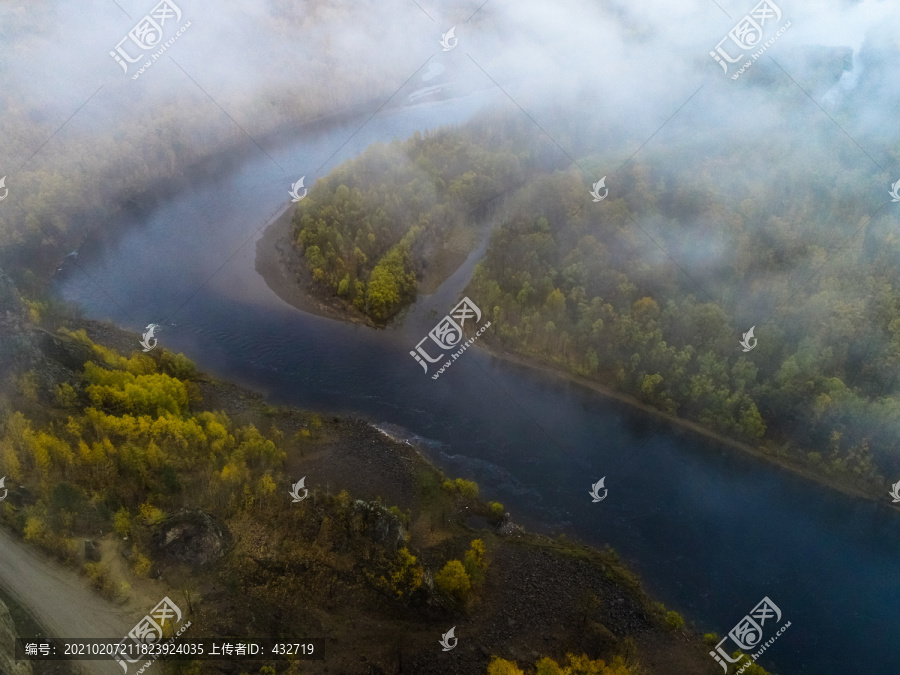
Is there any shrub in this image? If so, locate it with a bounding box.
[83,562,109,590]
[388,505,410,529]
[256,474,277,500]
[133,553,152,578]
[455,478,479,499]
[533,654,634,675]
[160,352,198,380]
[665,610,685,631]
[116,581,131,602]
[488,501,505,519]
[139,501,166,526]
[388,547,423,599]
[441,477,480,498]
[23,515,47,541]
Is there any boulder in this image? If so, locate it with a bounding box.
[351,500,407,550]
[150,509,231,568]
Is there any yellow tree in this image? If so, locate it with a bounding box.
[487,656,525,675]
[434,559,470,601]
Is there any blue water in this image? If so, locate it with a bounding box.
[56,91,900,675]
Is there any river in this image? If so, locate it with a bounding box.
[54,88,900,675]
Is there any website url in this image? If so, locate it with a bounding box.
[431,321,491,380]
[731,21,792,80]
[131,22,192,80]
[734,621,791,674]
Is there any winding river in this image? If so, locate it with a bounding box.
[55,87,900,675]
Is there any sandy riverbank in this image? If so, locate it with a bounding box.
[254,199,482,326]
[254,201,376,326]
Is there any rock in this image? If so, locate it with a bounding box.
[83,539,101,562]
[0,598,32,675]
[497,519,524,536]
[150,509,231,568]
[583,620,618,653]
[351,500,407,550]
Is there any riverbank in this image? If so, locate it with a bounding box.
[0,291,724,674]
[255,195,485,327]
[151,334,724,675]
[254,201,378,326]
[255,206,893,507]
[476,342,896,508]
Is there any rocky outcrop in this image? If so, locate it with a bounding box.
[0,597,32,675]
[150,509,231,568]
[351,500,407,550]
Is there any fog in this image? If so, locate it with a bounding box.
[1,0,899,365]
[2,3,900,671]
[1,0,896,178]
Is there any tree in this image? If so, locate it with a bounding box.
[535,658,565,675]
[544,288,567,320]
[455,478,479,498]
[23,515,48,542]
[531,654,633,675]
[386,547,424,599]
[113,508,131,538]
[463,538,486,585]
[487,657,525,675]
[435,559,471,601]
[366,245,416,321]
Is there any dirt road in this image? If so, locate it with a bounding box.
[0,527,132,675]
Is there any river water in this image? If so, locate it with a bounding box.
[55,89,900,674]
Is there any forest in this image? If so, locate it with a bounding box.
[290,118,559,321]
[465,144,900,494]
[292,113,900,496]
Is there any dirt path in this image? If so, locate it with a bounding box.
[0,527,131,675]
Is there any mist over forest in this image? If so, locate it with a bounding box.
[2,1,900,674]
[3,0,898,283]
